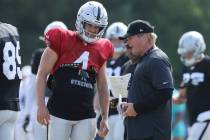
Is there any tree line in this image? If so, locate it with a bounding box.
[1,0,210,86]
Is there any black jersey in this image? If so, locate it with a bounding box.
[0,23,21,111]
[182,56,210,125]
[47,65,97,120]
[107,54,129,76]
[31,48,44,74]
[107,54,129,115]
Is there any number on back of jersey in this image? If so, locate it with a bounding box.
[2,41,22,80]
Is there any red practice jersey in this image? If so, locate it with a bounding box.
[45,28,114,120]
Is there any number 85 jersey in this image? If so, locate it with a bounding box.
[0,23,22,111]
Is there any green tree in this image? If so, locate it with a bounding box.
[1,0,210,86]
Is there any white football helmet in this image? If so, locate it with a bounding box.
[178,31,206,67]
[75,1,108,43]
[105,22,127,52]
[105,22,127,39]
[44,21,67,35]
[39,21,68,40]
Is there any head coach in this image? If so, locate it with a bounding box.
[119,19,174,140]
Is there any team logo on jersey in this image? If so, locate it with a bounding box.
[183,72,204,86]
[78,69,89,81]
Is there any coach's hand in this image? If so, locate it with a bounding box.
[37,105,50,126]
[98,118,109,137]
[122,103,138,117]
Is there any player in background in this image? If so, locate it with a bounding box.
[174,31,210,140]
[14,65,33,140]
[0,22,22,140]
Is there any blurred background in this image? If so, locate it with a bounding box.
[1,0,210,86]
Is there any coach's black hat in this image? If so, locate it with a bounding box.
[119,19,154,40]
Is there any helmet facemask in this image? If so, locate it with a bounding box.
[178,49,204,67]
[76,19,106,43]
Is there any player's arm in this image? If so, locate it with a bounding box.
[36,47,57,125]
[173,82,187,104]
[96,62,109,137]
[93,92,100,113]
[96,62,109,120]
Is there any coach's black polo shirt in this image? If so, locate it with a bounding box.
[126,46,174,140]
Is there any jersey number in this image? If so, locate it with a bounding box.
[107,66,121,76]
[183,72,204,86]
[74,51,89,70]
[3,41,22,79]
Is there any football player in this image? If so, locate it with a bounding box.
[105,22,129,76]
[0,22,22,140]
[36,1,113,140]
[15,65,33,140]
[174,31,210,140]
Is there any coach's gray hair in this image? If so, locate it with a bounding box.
[148,32,158,44]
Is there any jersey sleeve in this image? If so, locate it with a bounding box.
[108,41,114,60]
[149,58,174,89]
[96,39,114,69]
[44,28,63,56]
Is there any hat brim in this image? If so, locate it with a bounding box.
[118,33,134,40]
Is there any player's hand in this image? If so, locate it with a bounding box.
[98,118,109,137]
[23,114,30,133]
[37,105,50,126]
